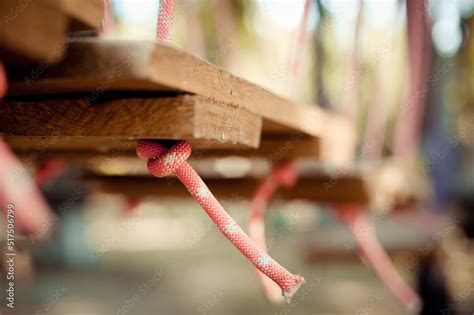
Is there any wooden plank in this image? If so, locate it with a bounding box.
[50,0,105,31]
[82,159,426,208]
[0,0,68,63]
[6,39,357,162]
[87,175,371,205]
[203,135,320,160]
[5,134,320,162]
[0,0,103,63]
[0,94,262,149]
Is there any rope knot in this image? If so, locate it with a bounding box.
[136,140,191,177]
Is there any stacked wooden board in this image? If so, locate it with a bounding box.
[2,39,356,161]
[0,38,428,210]
[0,0,104,64]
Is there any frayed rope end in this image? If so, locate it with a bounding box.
[282,275,305,303]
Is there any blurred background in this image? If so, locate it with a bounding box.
[1,0,474,314]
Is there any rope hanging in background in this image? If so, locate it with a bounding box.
[337,206,421,311]
[248,162,298,302]
[247,0,310,302]
[247,0,421,309]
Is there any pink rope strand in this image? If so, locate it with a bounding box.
[247,5,420,301]
[392,0,432,157]
[337,206,421,312]
[137,140,304,300]
[156,0,175,44]
[248,162,298,302]
[247,0,310,302]
[289,0,312,84]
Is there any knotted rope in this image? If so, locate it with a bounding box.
[137,140,304,300]
[148,0,304,300]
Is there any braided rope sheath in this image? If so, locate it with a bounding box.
[137,140,305,300]
[248,162,298,302]
[337,206,421,312]
[156,0,175,43]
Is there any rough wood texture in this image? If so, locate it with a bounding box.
[304,213,439,263]
[6,135,320,162]
[7,39,356,162]
[51,0,105,31]
[0,0,103,63]
[0,94,262,149]
[0,0,67,63]
[87,175,370,205]
[83,159,426,208]
[205,135,320,160]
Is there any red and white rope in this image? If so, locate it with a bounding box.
[248,162,298,302]
[156,0,175,44]
[247,0,310,302]
[392,0,432,157]
[287,0,312,98]
[337,206,421,312]
[137,140,304,300]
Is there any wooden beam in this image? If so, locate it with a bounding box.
[86,174,370,204]
[0,94,262,149]
[52,0,105,31]
[83,159,425,209]
[6,39,356,162]
[6,134,319,162]
[304,244,435,264]
[203,135,320,161]
[304,213,438,263]
[0,0,67,63]
[0,0,103,63]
